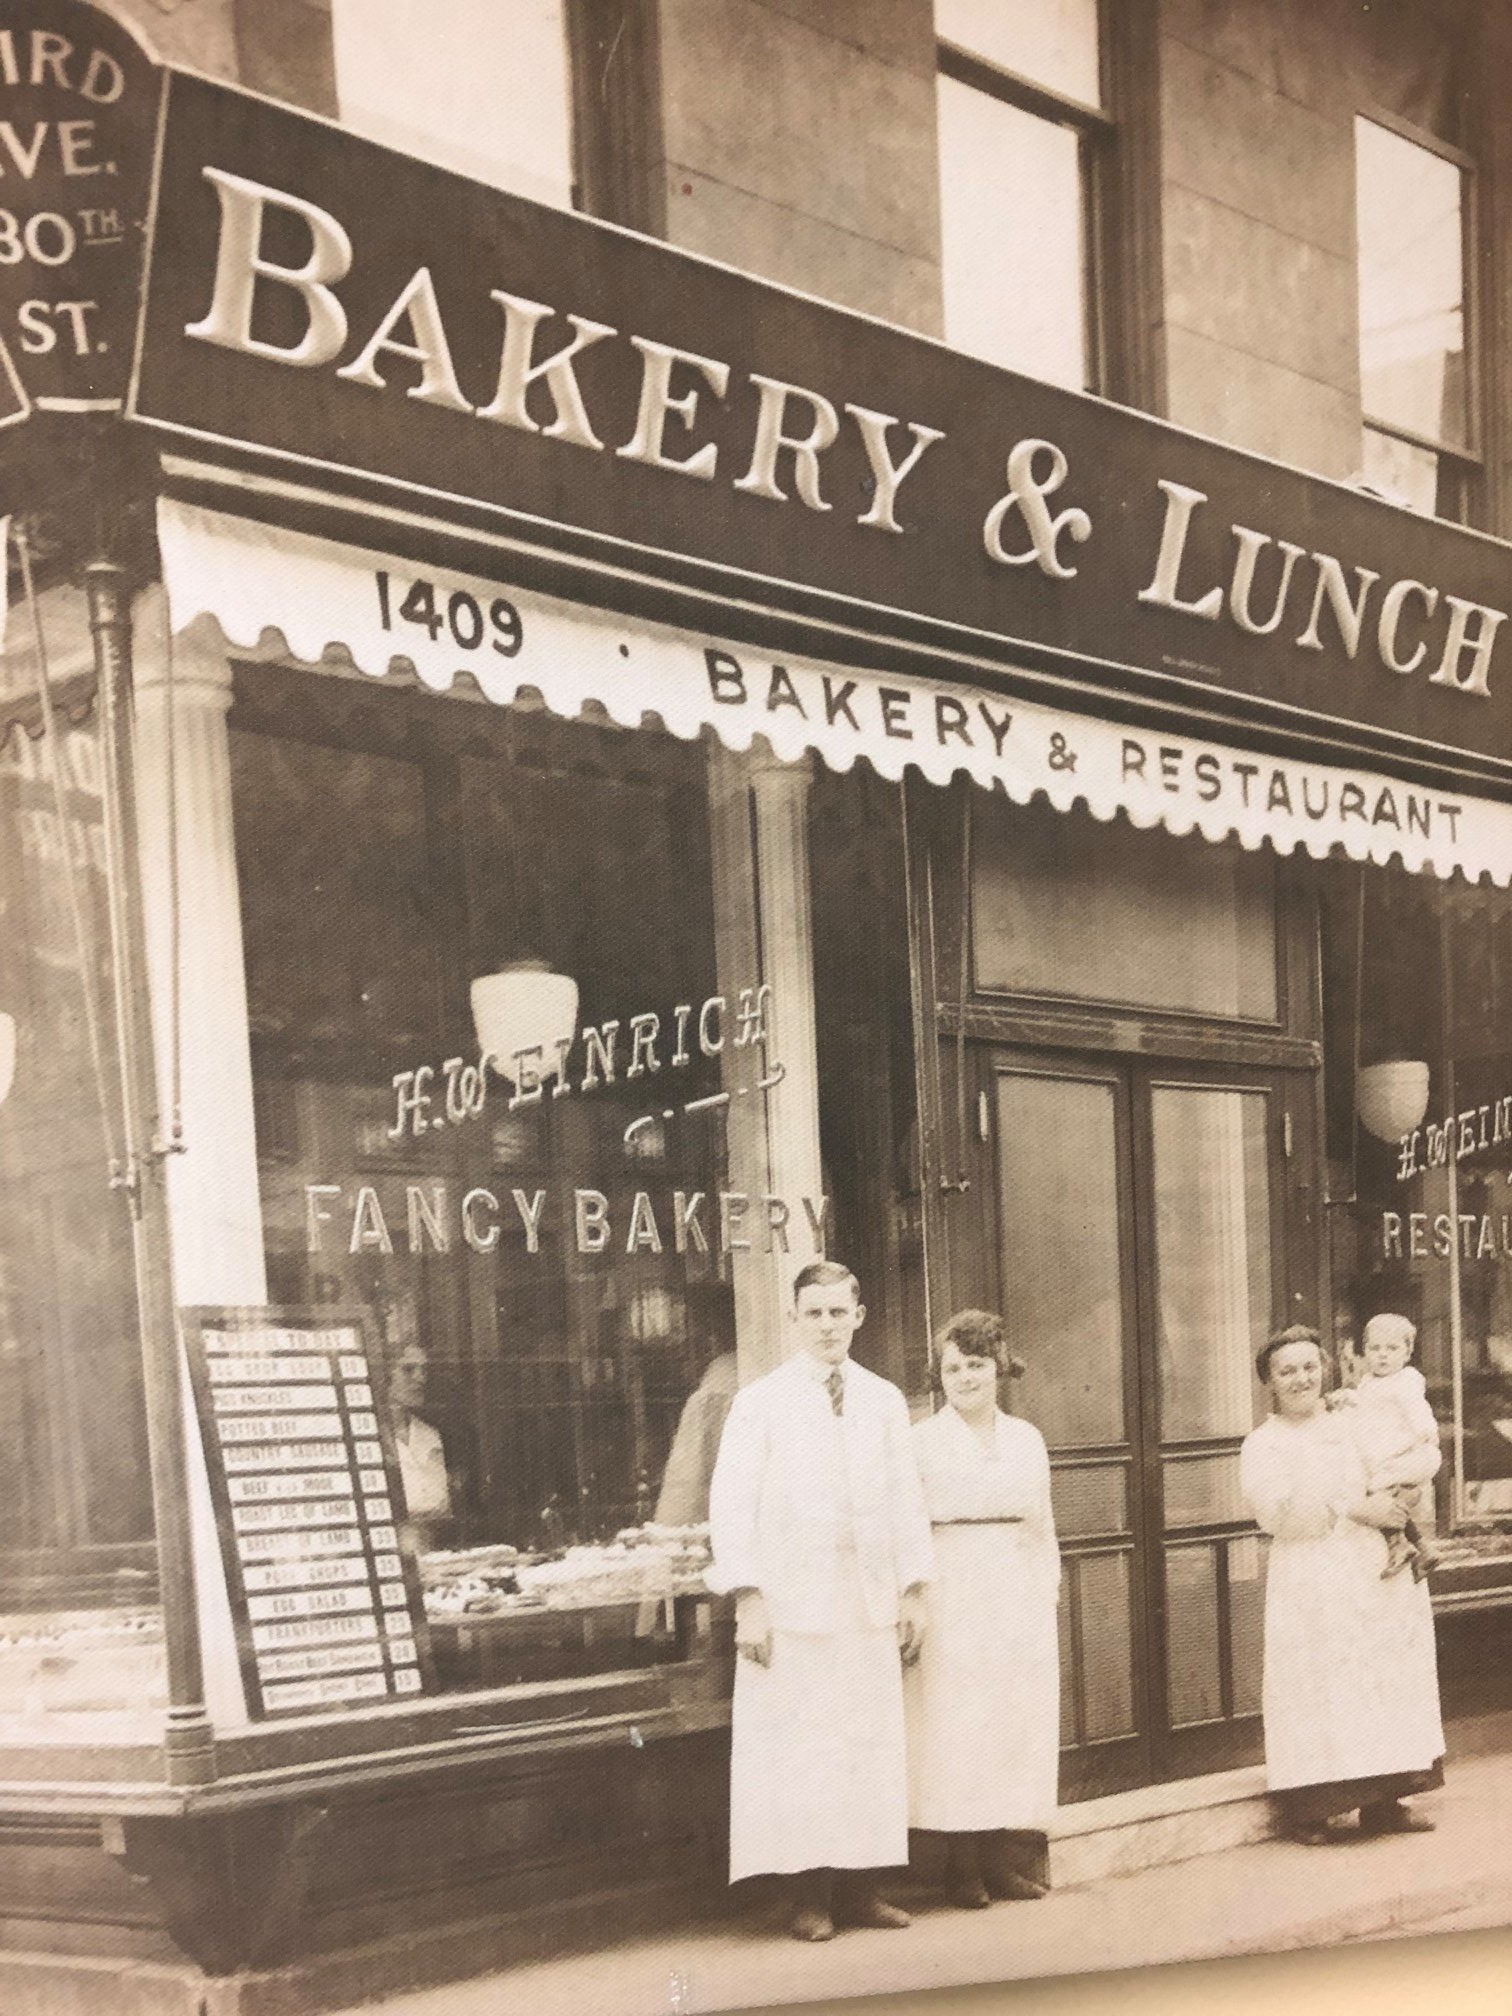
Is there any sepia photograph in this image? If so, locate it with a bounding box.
[1,3,1511,2013]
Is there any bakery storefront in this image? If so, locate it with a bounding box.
[5,27,1512,2006]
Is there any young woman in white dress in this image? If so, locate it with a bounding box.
[905,1310,1061,1909]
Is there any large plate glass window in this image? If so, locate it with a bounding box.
[0,582,164,1746]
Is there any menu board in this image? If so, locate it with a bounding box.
[181,1306,436,1718]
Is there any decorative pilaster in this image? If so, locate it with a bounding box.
[706,742,825,1383]
[132,599,267,1308]
[132,593,263,1729]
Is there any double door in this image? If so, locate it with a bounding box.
[965,1049,1319,1797]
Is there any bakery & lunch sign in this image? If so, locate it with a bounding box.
[8,5,1512,781]
[118,66,1512,783]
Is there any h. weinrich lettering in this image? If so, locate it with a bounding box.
[183,167,1508,706]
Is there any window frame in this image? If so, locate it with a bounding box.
[1354,103,1482,524]
[935,0,1156,404]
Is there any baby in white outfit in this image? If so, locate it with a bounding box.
[1343,1313,1441,1581]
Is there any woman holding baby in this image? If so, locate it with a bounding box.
[1240,1324,1445,1846]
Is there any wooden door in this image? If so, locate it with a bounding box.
[987,1052,1316,1796]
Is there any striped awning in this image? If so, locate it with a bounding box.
[158,498,1512,888]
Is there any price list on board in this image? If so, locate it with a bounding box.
[182,1309,435,1718]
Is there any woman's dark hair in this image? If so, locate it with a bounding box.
[933,1309,1026,1390]
[1255,1324,1335,1389]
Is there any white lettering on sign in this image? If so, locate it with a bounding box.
[262,1671,389,1712]
[184,173,941,538]
[1137,479,1505,701]
[240,1555,371,1594]
[177,170,1508,705]
[233,1499,358,1532]
[228,1470,355,1502]
[237,1526,365,1565]
[1381,1211,1512,1263]
[256,1644,386,1682]
[252,1613,380,1653]
[217,1414,345,1443]
[1394,1096,1512,1181]
[221,1441,349,1472]
[207,1355,331,1383]
[247,1585,375,1623]
[213,1384,341,1412]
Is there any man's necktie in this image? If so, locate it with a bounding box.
[825,1367,844,1417]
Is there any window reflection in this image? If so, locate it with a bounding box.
[0,700,163,1737]
[232,687,735,1692]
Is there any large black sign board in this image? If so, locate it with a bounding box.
[128,68,1512,780]
[0,0,158,410]
[181,1305,435,1719]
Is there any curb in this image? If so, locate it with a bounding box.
[1229,1876,1512,1956]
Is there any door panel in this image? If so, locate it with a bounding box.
[995,1072,1127,1447]
[985,1050,1314,1794]
[994,1061,1149,1796]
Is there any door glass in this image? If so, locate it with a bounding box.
[1152,1087,1272,1443]
[997,1073,1125,1446]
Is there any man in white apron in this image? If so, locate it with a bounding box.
[707,1260,933,1941]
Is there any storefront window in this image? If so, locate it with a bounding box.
[231,677,743,1696]
[0,591,164,1742]
[1323,860,1512,1532]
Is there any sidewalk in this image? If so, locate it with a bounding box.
[328,1749,1512,2016]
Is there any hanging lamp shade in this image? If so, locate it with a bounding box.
[1357,1059,1431,1143]
[470,960,578,1086]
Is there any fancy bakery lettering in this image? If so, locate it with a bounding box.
[304,1185,831,1261]
[181,168,1511,708]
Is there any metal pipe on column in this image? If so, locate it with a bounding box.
[88,560,216,1788]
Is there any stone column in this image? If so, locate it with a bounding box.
[707,743,824,1383]
[132,593,265,1727]
[749,747,825,1274]
[132,598,267,1308]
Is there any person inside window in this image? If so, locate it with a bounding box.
[387,1343,456,1552]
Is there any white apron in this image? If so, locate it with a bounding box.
[905,1407,1061,1832]
[709,1355,932,1881]
[1240,1411,1444,1791]
[728,1551,908,1879]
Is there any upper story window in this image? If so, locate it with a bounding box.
[1355,114,1476,520]
[934,0,1107,391]
[331,0,574,209]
